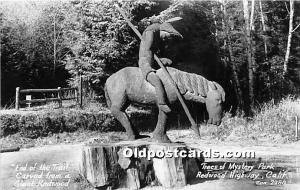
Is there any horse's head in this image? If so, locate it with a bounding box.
[205,89,224,126]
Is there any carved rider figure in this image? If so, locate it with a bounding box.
[138,21,183,113]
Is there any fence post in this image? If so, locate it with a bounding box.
[75,88,78,105]
[58,87,62,108]
[79,75,83,108]
[296,116,299,141]
[15,87,20,110]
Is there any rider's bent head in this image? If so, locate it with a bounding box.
[159,22,183,40]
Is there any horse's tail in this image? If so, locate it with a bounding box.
[104,83,111,108]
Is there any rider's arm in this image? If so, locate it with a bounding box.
[140,31,154,64]
[160,58,172,66]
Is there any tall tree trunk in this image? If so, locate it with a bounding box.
[259,0,268,60]
[249,0,256,78]
[219,2,228,79]
[211,6,218,39]
[211,3,226,80]
[250,0,255,30]
[220,2,227,48]
[53,11,56,78]
[243,0,254,111]
[222,0,244,109]
[283,0,294,75]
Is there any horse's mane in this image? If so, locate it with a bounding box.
[163,67,225,101]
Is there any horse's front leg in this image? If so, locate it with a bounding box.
[152,110,171,143]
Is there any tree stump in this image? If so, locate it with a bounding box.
[80,139,202,189]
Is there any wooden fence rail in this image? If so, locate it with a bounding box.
[15,80,83,110]
[19,87,78,93]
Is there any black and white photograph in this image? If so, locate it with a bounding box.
[0,0,300,189]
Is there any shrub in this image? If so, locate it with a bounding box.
[0,108,155,138]
[217,97,300,143]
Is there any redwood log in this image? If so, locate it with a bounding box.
[150,144,187,188]
[80,140,202,189]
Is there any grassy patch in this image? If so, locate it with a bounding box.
[1,97,299,147]
[0,103,156,139]
[215,97,300,144]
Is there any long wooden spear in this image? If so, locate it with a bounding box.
[115,4,200,137]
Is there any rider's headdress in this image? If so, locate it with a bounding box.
[160,17,183,39]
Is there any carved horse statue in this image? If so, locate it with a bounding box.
[104,66,225,143]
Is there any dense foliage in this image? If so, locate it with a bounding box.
[63,0,161,91]
[1,0,300,114]
[1,1,71,106]
[0,108,155,138]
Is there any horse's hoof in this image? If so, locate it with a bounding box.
[127,135,137,141]
[152,135,171,143]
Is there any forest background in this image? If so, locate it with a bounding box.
[1,0,300,115]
